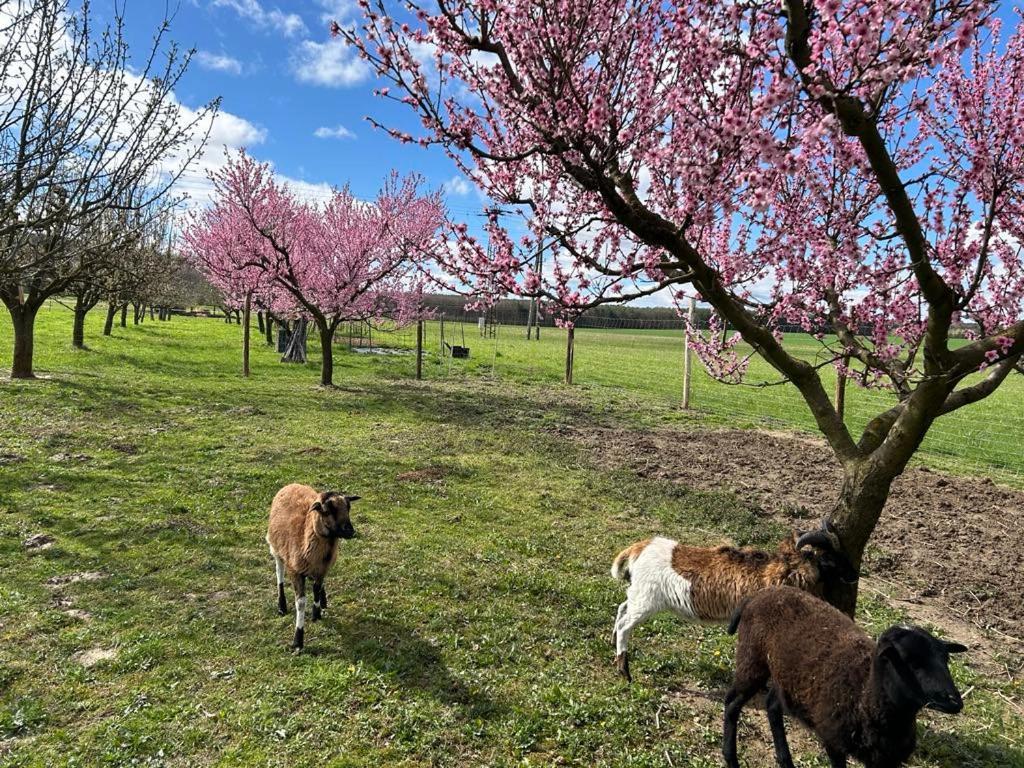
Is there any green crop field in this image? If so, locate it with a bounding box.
[1,307,1021,767]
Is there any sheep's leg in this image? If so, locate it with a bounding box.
[612,601,628,644]
[613,602,657,682]
[722,684,757,768]
[611,600,629,677]
[319,582,328,610]
[270,546,287,615]
[291,574,307,651]
[311,578,324,622]
[765,688,796,768]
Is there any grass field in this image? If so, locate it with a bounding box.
[374,318,1024,482]
[1,307,1022,767]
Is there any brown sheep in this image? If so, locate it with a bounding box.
[610,522,856,681]
[724,586,966,768]
[266,483,359,651]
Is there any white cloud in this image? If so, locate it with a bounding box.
[443,176,471,196]
[211,0,306,37]
[315,0,358,23]
[168,107,268,208]
[313,124,356,140]
[291,37,370,87]
[196,51,243,75]
[278,176,335,207]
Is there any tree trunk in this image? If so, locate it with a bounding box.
[149,306,154,321]
[72,304,88,349]
[265,314,274,345]
[120,303,128,327]
[318,321,336,386]
[281,318,308,363]
[257,311,265,335]
[6,301,39,379]
[821,461,899,615]
[103,302,117,336]
[242,292,252,377]
[132,304,141,325]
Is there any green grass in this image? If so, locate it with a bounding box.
[0,306,1021,767]
[385,319,1024,482]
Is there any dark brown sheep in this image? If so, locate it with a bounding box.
[266,483,359,651]
[724,586,967,768]
[610,522,856,681]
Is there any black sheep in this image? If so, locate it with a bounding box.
[724,586,967,768]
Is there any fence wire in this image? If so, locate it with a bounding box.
[365,317,1024,483]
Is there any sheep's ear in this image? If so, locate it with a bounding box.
[944,641,968,654]
[877,637,927,701]
[311,500,325,513]
[344,495,361,503]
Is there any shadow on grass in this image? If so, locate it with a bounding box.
[311,612,501,721]
[918,728,1024,768]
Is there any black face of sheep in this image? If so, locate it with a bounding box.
[314,492,360,539]
[795,524,859,585]
[876,626,968,714]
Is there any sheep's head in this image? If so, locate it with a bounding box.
[795,520,858,585]
[312,491,360,540]
[875,626,968,714]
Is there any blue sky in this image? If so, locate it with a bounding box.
[112,1,1021,310]
[118,0,483,219]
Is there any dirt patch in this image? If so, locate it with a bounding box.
[74,647,116,668]
[565,425,1024,653]
[23,533,54,550]
[48,452,91,464]
[396,467,449,483]
[0,452,25,465]
[46,571,107,587]
[110,442,139,455]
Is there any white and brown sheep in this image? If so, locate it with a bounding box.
[724,586,966,768]
[610,522,856,680]
[266,483,359,651]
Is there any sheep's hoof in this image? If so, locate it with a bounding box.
[291,628,304,652]
[615,653,632,683]
[277,604,287,616]
[311,608,322,622]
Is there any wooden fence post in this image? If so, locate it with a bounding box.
[416,319,423,380]
[835,354,850,421]
[242,291,252,377]
[565,325,575,385]
[682,296,695,408]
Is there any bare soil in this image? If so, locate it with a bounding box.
[563,425,1024,663]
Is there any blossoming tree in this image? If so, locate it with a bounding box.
[341,0,1024,609]
[185,151,445,386]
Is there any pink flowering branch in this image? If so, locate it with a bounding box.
[338,0,1024,607]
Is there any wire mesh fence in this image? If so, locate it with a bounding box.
[365,314,1024,483]
[37,297,1019,483]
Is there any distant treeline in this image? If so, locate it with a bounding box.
[422,294,714,328]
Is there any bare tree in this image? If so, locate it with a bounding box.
[70,204,174,347]
[0,0,216,377]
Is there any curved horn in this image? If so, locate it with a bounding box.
[796,529,834,551]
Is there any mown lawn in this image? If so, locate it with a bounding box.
[0,307,1021,767]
